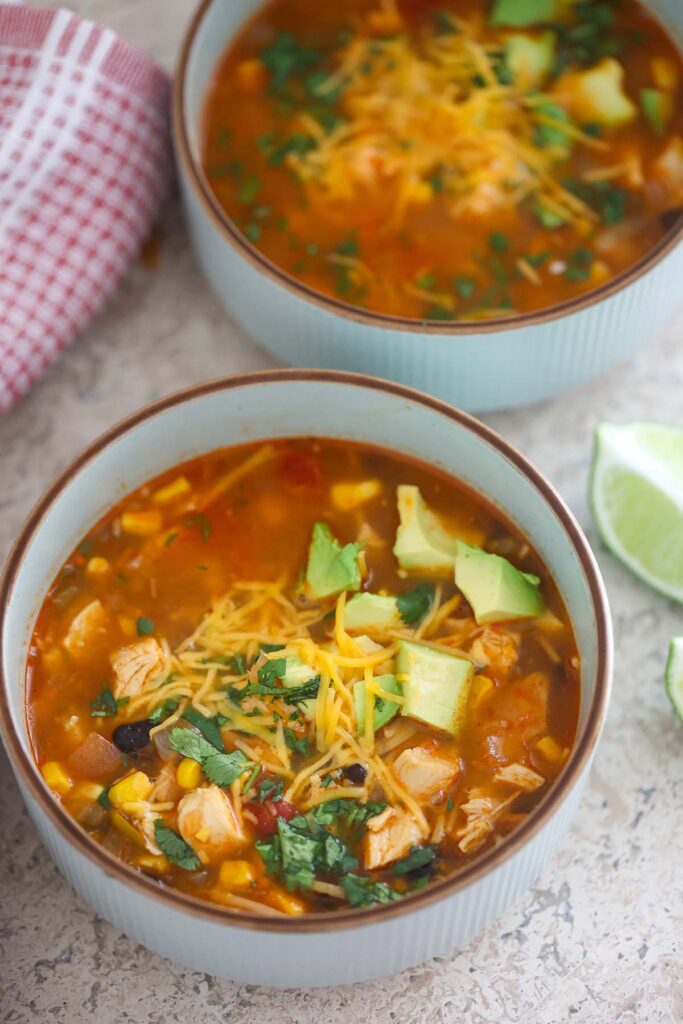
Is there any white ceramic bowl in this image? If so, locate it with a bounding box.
[172,1,683,413]
[0,372,612,987]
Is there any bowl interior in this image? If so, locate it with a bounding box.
[3,376,607,766]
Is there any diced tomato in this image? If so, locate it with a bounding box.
[279,452,322,489]
[247,799,297,838]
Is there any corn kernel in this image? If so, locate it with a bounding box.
[121,510,163,537]
[118,615,136,638]
[652,56,679,91]
[535,735,565,763]
[71,781,105,802]
[267,888,306,916]
[41,761,72,797]
[195,826,211,843]
[109,771,153,808]
[137,852,170,875]
[331,479,382,512]
[110,809,147,849]
[153,476,191,505]
[219,859,257,889]
[235,58,267,93]
[86,557,110,576]
[469,675,494,710]
[176,757,202,790]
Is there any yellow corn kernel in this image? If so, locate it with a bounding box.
[117,615,136,638]
[121,510,163,537]
[219,859,257,889]
[652,56,679,91]
[469,675,494,710]
[110,809,148,849]
[109,771,153,808]
[41,762,72,797]
[235,58,267,93]
[535,735,565,763]
[137,852,170,875]
[176,757,202,790]
[331,479,382,512]
[86,557,110,576]
[71,781,105,802]
[268,888,307,916]
[412,181,434,204]
[195,826,211,843]
[153,476,191,505]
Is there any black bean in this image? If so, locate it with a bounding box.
[342,762,367,785]
[112,719,153,753]
[660,207,683,233]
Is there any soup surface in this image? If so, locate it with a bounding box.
[202,0,683,321]
[29,439,579,916]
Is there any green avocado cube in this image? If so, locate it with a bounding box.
[454,541,544,624]
[354,674,402,737]
[305,522,362,599]
[397,641,472,737]
[344,593,401,633]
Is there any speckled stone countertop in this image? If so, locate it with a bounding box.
[1,3,683,1021]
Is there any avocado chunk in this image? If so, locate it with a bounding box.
[393,485,459,574]
[454,541,544,624]
[567,58,637,129]
[505,32,556,88]
[281,655,318,719]
[490,0,566,28]
[397,641,472,737]
[305,522,362,599]
[354,674,402,737]
[640,88,671,137]
[344,593,401,633]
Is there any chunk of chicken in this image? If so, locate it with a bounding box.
[455,787,517,854]
[110,638,164,701]
[392,746,461,804]
[469,628,519,678]
[363,807,428,870]
[150,763,181,804]
[494,762,545,792]
[177,785,246,861]
[63,600,108,657]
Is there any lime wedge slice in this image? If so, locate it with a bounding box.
[590,422,683,602]
[665,637,683,722]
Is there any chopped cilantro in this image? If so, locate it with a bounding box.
[256,815,358,892]
[168,728,252,786]
[392,845,437,876]
[164,532,178,548]
[183,513,213,542]
[260,643,285,655]
[181,707,225,752]
[258,657,287,687]
[89,686,123,718]
[311,799,385,834]
[154,820,199,871]
[284,729,310,757]
[397,583,435,625]
[97,786,111,810]
[77,538,94,557]
[341,874,402,907]
[488,231,509,253]
[453,275,476,300]
[237,175,261,204]
[260,31,320,94]
[416,273,436,290]
[228,653,247,676]
[136,616,154,636]
[255,778,284,803]
[335,235,359,257]
[148,698,180,725]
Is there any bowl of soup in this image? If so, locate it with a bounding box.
[173,0,683,411]
[0,371,611,985]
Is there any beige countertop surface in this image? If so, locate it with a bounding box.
[1,2,682,1021]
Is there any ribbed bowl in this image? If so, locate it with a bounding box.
[0,372,612,986]
[172,0,683,413]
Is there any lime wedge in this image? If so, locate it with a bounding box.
[665,637,683,722]
[590,422,683,602]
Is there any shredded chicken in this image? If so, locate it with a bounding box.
[177,785,246,860]
[110,638,164,700]
[150,763,182,804]
[495,762,545,792]
[455,787,518,854]
[469,628,519,677]
[392,746,461,804]
[363,806,428,869]
[63,600,108,657]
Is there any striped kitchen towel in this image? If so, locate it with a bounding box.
[0,3,173,412]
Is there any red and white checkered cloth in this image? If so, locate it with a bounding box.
[0,3,173,411]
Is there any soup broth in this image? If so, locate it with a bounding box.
[202,0,683,321]
[29,439,579,916]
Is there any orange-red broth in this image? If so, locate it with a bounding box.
[28,439,579,916]
[202,0,683,321]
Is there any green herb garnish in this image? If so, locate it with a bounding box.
[340,873,403,907]
[396,583,435,625]
[154,820,200,871]
[183,513,213,542]
[89,686,125,718]
[168,728,252,786]
[136,616,155,636]
[238,175,261,204]
[181,707,226,752]
[392,845,437,876]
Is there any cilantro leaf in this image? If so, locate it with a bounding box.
[260,31,320,94]
[255,778,284,803]
[168,728,217,763]
[396,583,435,625]
[89,685,125,718]
[311,799,386,833]
[392,845,437,876]
[284,729,310,757]
[341,874,403,907]
[256,815,358,892]
[148,698,180,725]
[228,653,247,675]
[181,707,225,752]
[258,657,287,687]
[154,820,200,871]
[276,818,318,890]
[183,513,213,542]
[203,749,252,787]
[136,616,155,636]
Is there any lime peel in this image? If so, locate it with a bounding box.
[665,637,683,722]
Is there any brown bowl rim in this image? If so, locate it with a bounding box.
[0,369,613,934]
[171,0,683,336]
